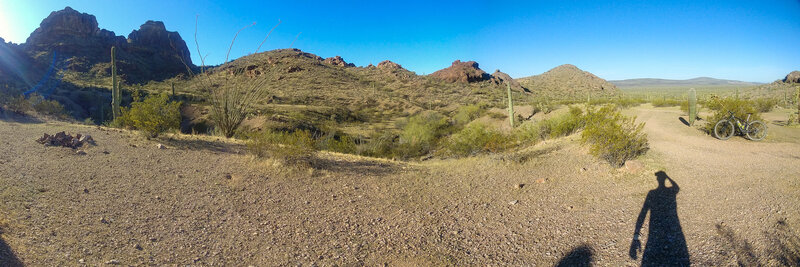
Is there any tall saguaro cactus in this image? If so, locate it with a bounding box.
[507,83,515,128]
[688,88,697,126]
[111,46,120,120]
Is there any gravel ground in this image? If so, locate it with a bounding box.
[1,106,799,266]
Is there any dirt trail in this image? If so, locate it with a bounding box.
[628,106,800,265]
[0,107,799,266]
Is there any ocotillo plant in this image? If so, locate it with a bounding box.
[111,46,120,120]
[507,83,514,127]
[688,88,697,125]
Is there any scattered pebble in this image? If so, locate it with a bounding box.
[156,144,165,149]
[105,259,119,265]
[515,183,525,189]
[78,258,85,264]
[224,174,232,179]
[134,243,143,250]
[509,200,519,205]
[536,178,546,184]
[76,150,87,155]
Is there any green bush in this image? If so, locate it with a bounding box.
[247,129,315,166]
[29,95,67,118]
[537,106,585,140]
[752,98,777,113]
[581,105,648,167]
[316,131,357,154]
[513,122,542,144]
[452,104,487,125]
[356,131,397,158]
[118,93,182,137]
[487,111,508,120]
[396,111,451,158]
[442,123,510,157]
[5,94,32,114]
[703,97,762,134]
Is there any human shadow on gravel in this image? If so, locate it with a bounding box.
[629,171,690,266]
[555,245,594,267]
[0,227,23,267]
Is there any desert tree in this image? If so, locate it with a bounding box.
[177,16,281,138]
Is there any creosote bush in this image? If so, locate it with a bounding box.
[117,93,182,137]
[703,97,762,134]
[581,105,648,167]
[247,130,314,166]
[395,111,451,158]
[442,123,511,157]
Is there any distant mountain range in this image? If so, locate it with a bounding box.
[609,77,763,88]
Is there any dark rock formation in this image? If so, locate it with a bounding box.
[20,7,193,82]
[323,56,354,67]
[429,60,491,83]
[784,71,800,83]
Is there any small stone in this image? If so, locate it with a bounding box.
[100,217,110,224]
[515,183,525,189]
[580,167,588,172]
[156,144,165,149]
[535,178,546,184]
[224,174,232,179]
[105,259,119,264]
[102,151,109,154]
[78,258,85,264]
[509,200,519,205]
[134,243,143,250]
[83,188,89,194]
[76,150,87,155]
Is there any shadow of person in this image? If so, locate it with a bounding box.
[0,234,23,267]
[629,171,690,266]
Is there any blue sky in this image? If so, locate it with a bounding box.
[0,0,798,82]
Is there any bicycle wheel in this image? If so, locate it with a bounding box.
[714,120,735,140]
[745,121,767,141]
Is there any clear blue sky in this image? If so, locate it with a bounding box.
[1,0,798,82]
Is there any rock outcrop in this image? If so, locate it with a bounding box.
[21,7,193,82]
[429,60,491,83]
[377,60,403,71]
[490,69,528,92]
[322,56,355,67]
[784,71,800,83]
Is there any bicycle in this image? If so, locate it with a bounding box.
[713,111,767,141]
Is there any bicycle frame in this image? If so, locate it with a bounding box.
[726,112,752,134]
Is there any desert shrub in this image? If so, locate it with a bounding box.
[29,95,67,118]
[316,131,357,154]
[537,106,585,139]
[442,123,511,157]
[752,98,777,113]
[703,97,762,134]
[396,111,451,158]
[513,122,542,144]
[247,129,314,165]
[5,94,32,114]
[614,97,646,108]
[651,97,682,107]
[452,104,487,125]
[581,105,648,167]
[356,131,397,158]
[118,93,182,137]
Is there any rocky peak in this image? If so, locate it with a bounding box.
[784,71,800,83]
[322,56,354,67]
[490,69,527,92]
[127,20,193,66]
[377,60,403,70]
[430,60,490,83]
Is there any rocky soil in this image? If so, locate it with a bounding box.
[1,106,799,266]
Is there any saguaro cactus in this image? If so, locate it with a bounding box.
[688,88,697,126]
[507,83,515,128]
[111,46,120,120]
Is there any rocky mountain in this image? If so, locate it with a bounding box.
[610,77,762,88]
[16,6,193,83]
[517,64,618,97]
[784,71,800,84]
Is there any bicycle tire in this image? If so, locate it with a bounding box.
[714,120,734,140]
[745,121,767,141]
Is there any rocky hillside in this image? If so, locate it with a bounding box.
[429,60,491,83]
[517,64,619,97]
[784,71,800,84]
[11,7,193,83]
[745,70,800,99]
